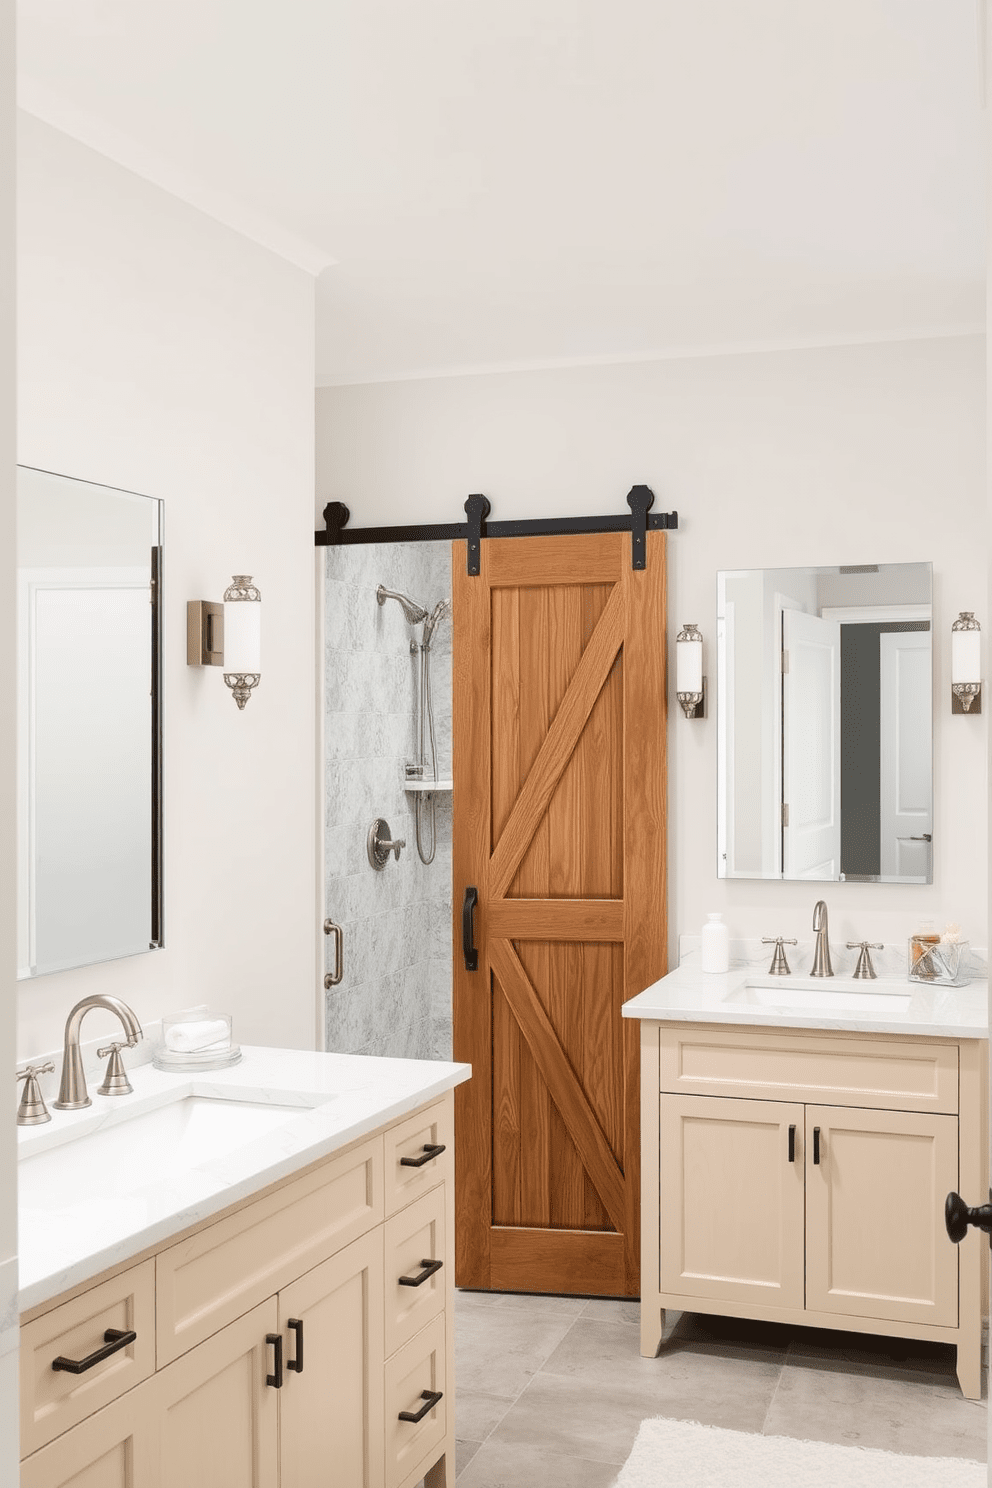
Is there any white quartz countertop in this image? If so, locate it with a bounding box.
[17,1046,471,1314]
[622,949,989,1039]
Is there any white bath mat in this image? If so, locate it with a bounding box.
[613,1417,985,1487]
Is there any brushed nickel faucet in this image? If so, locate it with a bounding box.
[811,901,833,978]
[53,995,143,1110]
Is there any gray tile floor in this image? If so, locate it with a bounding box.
[447,1290,988,1486]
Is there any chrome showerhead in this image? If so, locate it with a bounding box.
[423,597,451,649]
[376,584,429,625]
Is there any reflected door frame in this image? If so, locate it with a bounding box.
[17,565,152,978]
[821,603,932,885]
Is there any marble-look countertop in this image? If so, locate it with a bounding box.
[622,945,988,1039]
[17,1046,471,1314]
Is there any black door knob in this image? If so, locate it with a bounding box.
[945,1190,992,1245]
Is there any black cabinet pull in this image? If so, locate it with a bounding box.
[287,1318,304,1373]
[462,886,478,971]
[813,1126,821,1165]
[788,1125,795,1163]
[52,1328,136,1374]
[266,1332,283,1388]
[398,1388,443,1424]
[946,1190,992,1246]
[400,1142,446,1169]
[399,1258,444,1288]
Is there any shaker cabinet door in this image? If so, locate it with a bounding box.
[156,1299,279,1488]
[805,1105,959,1327]
[278,1227,385,1488]
[660,1093,805,1309]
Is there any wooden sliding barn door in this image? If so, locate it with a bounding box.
[452,530,667,1297]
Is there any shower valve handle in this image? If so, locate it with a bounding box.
[367,818,405,870]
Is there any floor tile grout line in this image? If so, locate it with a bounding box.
[454,1298,589,1452]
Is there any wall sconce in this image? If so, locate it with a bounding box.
[951,611,981,714]
[676,622,705,719]
[187,576,262,709]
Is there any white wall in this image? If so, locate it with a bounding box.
[0,2,19,1476]
[316,335,987,960]
[17,114,319,1060]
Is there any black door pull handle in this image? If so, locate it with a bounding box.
[788,1125,795,1163]
[399,1388,443,1423]
[287,1317,304,1373]
[400,1142,446,1168]
[398,1258,444,1288]
[813,1127,821,1165]
[463,886,478,971]
[946,1191,992,1246]
[52,1328,136,1374]
[266,1332,283,1388]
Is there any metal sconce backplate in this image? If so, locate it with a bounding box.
[187,600,224,666]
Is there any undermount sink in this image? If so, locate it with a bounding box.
[725,975,914,1014]
[18,1091,327,1212]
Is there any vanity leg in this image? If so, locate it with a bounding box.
[956,1337,983,1402]
[640,1303,662,1357]
[641,1304,665,1358]
[640,1304,684,1357]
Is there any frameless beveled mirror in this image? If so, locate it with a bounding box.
[717,562,932,884]
[17,465,163,977]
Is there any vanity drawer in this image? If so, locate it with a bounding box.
[383,1096,453,1217]
[384,1184,447,1358]
[384,1311,447,1488]
[20,1258,156,1456]
[659,1025,959,1114]
[156,1133,383,1365]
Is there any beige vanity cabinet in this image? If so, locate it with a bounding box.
[641,1023,986,1399]
[20,1092,456,1488]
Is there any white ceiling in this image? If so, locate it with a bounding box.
[17,1,987,385]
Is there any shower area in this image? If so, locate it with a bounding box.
[323,540,453,1060]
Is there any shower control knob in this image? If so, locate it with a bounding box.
[368,818,405,870]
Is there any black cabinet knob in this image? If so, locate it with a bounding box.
[945,1190,992,1246]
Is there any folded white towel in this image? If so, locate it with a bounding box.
[164,1019,230,1054]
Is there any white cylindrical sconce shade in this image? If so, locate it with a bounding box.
[223,575,261,709]
[676,625,703,692]
[951,613,980,684]
[675,623,704,718]
[951,611,981,714]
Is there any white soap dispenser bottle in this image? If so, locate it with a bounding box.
[701,913,730,973]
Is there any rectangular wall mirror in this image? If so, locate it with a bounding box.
[17,465,163,977]
[717,562,932,884]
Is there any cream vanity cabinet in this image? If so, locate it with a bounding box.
[639,1023,987,1399]
[19,1094,455,1488]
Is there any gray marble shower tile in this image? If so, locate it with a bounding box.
[430,900,452,961]
[322,540,453,1061]
[429,957,452,1021]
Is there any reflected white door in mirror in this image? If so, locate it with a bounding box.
[717,562,932,884]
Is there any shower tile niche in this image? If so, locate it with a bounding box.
[324,540,452,1060]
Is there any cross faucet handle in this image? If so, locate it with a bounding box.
[846,941,885,980]
[16,1062,55,1126]
[761,937,797,976]
[96,1042,134,1097]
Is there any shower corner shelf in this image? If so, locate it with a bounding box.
[404,778,453,793]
